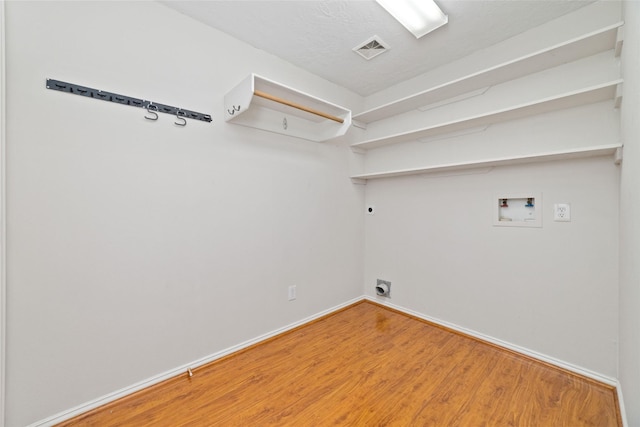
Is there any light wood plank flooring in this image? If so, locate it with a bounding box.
[58,301,621,426]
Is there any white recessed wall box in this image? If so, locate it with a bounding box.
[494,193,542,228]
[224,74,352,142]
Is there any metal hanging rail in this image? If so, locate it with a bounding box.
[46,78,212,123]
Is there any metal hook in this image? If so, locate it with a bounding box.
[227,105,241,115]
[145,104,158,121]
[175,110,187,127]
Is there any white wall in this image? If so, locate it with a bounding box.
[364,157,620,377]
[619,0,640,424]
[0,1,6,424]
[361,1,622,379]
[2,0,631,425]
[3,2,364,425]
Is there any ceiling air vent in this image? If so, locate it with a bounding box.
[353,36,389,60]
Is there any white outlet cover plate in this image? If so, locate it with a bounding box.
[554,203,571,222]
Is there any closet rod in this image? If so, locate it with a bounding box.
[46,78,212,123]
[253,90,345,124]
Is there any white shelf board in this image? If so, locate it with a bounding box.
[354,22,623,124]
[224,73,351,142]
[351,80,623,151]
[350,144,622,182]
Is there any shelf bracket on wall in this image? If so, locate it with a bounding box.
[615,26,624,57]
[615,83,623,109]
[614,146,623,165]
[46,78,212,123]
[351,120,367,130]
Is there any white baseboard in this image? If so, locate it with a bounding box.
[0,2,7,426]
[29,296,365,427]
[365,296,618,387]
[370,296,628,424]
[31,295,624,426]
[616,380,629,427]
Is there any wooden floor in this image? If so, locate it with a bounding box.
[59,301,621,426]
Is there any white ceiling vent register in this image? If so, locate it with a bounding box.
[353,36,389,60]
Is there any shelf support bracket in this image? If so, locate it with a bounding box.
[615,26,624,57]
[615,83,623,109]
[351,120,367,130]
[615,146,623,165]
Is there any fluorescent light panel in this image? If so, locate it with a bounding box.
[376,0,448,39]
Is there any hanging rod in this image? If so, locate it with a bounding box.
[253,90,345,124]
[46,78,212,123]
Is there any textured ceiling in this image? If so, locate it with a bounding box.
[161,0,594,96]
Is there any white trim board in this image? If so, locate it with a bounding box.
[30,295,622,426]
[0,1,7,425]
[617,380,629,427]
[27,296,364,427]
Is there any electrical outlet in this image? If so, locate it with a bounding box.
[288,285,296,301]
[554,203,571,222]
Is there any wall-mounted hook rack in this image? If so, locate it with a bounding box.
[175,110,187,127]
[46,78,212,123]
[145,104,159,121]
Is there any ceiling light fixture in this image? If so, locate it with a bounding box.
[375,0,448,39]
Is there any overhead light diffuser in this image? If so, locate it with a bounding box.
[376,0,448,39]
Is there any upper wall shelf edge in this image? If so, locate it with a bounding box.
[351,79,623,151]
[353,22,624,124]
[224,73,352,142]
[350,143,623,182]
